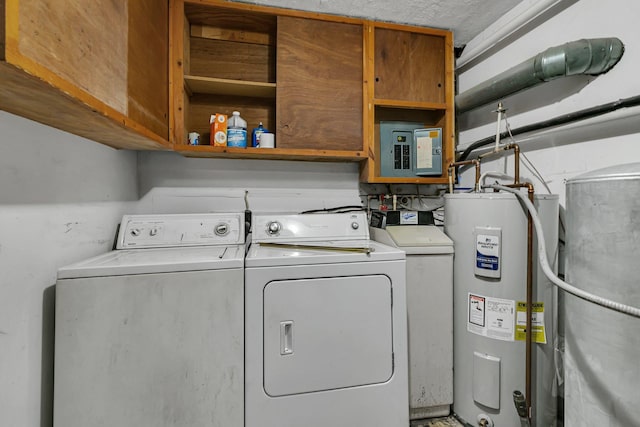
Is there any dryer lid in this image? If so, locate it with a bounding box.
[57,245,244,279]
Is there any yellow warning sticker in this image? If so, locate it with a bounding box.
[515,301,547,344]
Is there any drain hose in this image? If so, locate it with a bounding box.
[488,184,640,318]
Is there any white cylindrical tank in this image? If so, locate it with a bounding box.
[444,192,558,426]
[564,163,640,426]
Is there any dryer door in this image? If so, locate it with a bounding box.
[263,275,393,396]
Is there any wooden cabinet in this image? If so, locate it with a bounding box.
[171,0,366,161]
[170,1,454,182]
[361,23,455,184]
[0,0,170,150]
[171,1,277,158]
[1,0,453,183]
[276,16,363,152]
[374,27,446,104]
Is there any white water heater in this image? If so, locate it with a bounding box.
[564,163,640,426]
[444,192,558,426]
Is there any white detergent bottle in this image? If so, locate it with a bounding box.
[227,111,247,148]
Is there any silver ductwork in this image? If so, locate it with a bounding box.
[456,38,625,113]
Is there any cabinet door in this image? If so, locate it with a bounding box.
[1,0,169,147]
[374,27,445,104]
[276,16,363,151]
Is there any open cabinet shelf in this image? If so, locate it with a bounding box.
[173,145,367,162]
[184,75,276,98]
[373,99,448,111]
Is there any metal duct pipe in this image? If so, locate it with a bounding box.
[456,38,625,113]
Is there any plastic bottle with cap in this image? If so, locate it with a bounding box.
[251,122,269,147]
[227,111,247,148]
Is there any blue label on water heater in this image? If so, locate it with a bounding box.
[476,251,499,270]
[474,229,502,279]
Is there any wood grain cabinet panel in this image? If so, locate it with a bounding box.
[0,0,170,149]
[17,0,129,113]
[127,0,170,139]
[276,16,363,152]
[374,27,446,104]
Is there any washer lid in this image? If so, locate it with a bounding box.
[57,245,244,279]
[245,239,404,268]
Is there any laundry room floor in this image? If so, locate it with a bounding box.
[412,416,464,427]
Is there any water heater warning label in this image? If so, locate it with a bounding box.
[515,302,547,344]
[468,293,515,341]
[474,227,502,279]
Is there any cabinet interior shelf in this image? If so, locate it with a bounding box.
[173,145,367,162]
[373,98,448,111]
[184,75,276,98]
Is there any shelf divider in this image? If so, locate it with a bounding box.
[184,75,276,98]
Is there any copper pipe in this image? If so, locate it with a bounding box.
[448,159,481,192]
[478,143,522,185]
[504,143,521,185]
[508,182,535,423]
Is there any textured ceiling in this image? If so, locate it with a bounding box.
[237,0,524,47]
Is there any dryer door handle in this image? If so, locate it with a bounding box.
[280,321,294,355]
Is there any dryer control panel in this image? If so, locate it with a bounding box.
[116,213,244,249]
[252,212,369,243]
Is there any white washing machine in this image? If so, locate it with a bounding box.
[370,225,454,420]
[244,211,409,427]
[54,213,245,427]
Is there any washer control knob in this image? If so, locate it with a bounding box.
[351,222,360,230]
[215,223,229,236]
[130,228,141,236]
[267,221,281,235]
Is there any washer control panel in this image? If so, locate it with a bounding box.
[253,212,369,243]
[116,213,244,249]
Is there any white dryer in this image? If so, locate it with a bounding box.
[54,213,245,427]
[244,212,409,427]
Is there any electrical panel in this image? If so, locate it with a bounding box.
[379,122,442,178]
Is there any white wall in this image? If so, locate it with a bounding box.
[456,0,640,202]
[0,112,139,427]
[137,152,361,213]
